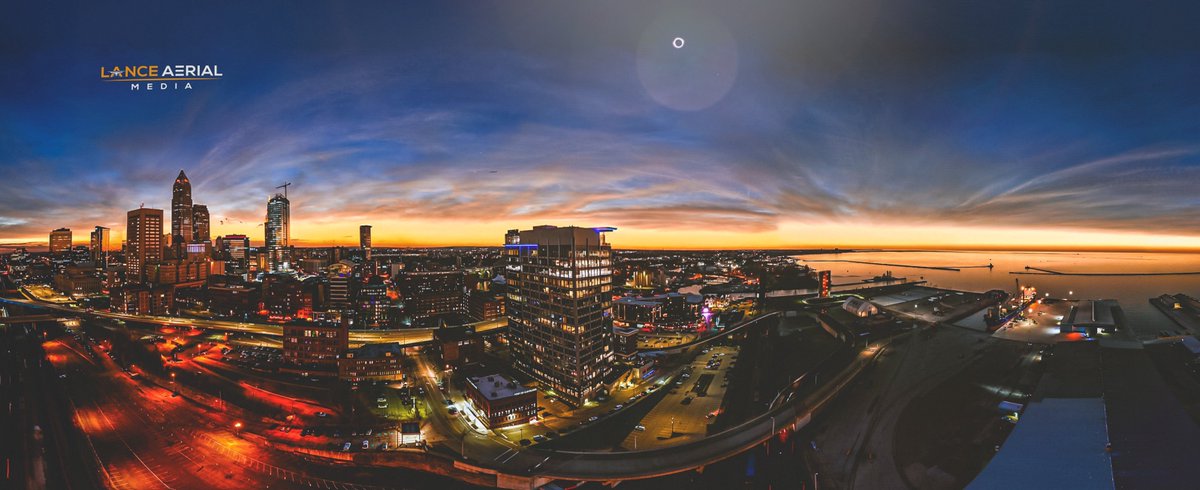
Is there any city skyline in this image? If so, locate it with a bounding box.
[4,1,1200,251]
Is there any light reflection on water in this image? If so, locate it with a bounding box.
[795,250,1200,339]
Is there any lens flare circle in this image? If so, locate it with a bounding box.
[638,11,738,111]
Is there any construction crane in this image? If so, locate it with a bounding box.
[275,182,292,198]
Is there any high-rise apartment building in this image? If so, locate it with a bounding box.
[192,204,210,243]
[171,170,194,246]
[265,193,290,272]
[504,225,615,405]
[359,225,372,260]
[49,228,72,254]
[126,208,164,282]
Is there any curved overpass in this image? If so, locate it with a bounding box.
[522,343,879,483]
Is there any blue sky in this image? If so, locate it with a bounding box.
[2,1,1200,249]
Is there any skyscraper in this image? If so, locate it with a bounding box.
[215,234,250,272]
[504,225,615,405]
[359,225,372,260]
[49,228,72,254]
[192,204,210,243]
[171,170,194,247]
[126,208,163,282]
[265,193,290,272]
[89,226,110,264]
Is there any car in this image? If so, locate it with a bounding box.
[316,411,329,418]
[448,407,458,414]
[615,404,624,409]
[533,435,547,443]
[519,439,532,446]
[377,402,388,409]
[444,398,454,406]
[681,397,693,405]
[342,442,352,451]
[634,425,646,431]
[379,443,388,450]
[58,374,67,379]
[362,440,370,449]
[376,397,387,403]
[588,416,599,422]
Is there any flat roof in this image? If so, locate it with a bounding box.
[969,397,1114,490]
[615,292,703,306]
[346,342,403,359]
[466,374,534,401]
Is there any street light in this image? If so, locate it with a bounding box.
[234,421,243,436]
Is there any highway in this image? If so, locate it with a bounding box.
[44,327,479,489]
[0,295,505,347]
[4,295,881,488]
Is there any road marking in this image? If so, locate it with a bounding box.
[498,449,521,464]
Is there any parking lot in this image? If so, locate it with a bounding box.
[619,345,739,450]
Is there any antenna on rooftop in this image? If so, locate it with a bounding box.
[275,182,292,199]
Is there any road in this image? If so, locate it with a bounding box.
[43,325,482,490]
[0,295,505,347]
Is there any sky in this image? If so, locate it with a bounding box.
[2,0,1200,251]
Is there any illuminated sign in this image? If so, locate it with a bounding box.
[818,270,831,298]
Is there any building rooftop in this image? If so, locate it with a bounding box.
[345,342,403,359]
[968,397,1113,490]
[432,324,477,341]
[615,292,703,307]
[466,374,534,401]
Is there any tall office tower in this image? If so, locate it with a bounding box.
[89,226,110,263]
[359,225,372,260]
[504,225,615,405]
[49,228,72,254]
[264,193,290,272]
[215,234,250,272]
[126,208,164,282]
[192,204,210,243]
[171,170,194,247]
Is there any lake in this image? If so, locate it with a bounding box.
[794,250,1200,340]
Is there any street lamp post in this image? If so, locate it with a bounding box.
[670,416,676,436]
